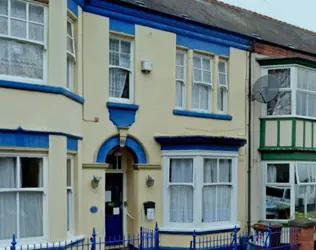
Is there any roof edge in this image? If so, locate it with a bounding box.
[257,57,316,69]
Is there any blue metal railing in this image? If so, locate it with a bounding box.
[5,223,160,250]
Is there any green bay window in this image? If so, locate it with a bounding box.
[263,162,316,221]
[260,60,316,118]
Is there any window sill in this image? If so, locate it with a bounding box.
[159,223,240,235]
[0,235,85,250]
[173,109,232,120]
[0,80,84,104]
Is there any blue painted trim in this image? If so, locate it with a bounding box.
[96,135,147,164]
[106,102,139,127]
[173,109,232,121]
[0,131,49,148]
[83,1,251,51]
[0,127,82,140]
[67,137,78,151]
[125,136,147,164]
[177,35,229,56]
[155,135,246,151]
[0,80,84,104]
[159,227,240,235]
[106,102,139,110]
[73,0,84,7]
[161,144,239,151]
[110,18,135,35]
[67,0,78,16]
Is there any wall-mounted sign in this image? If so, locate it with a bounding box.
[90,206,98,214]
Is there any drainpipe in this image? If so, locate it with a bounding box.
[247,39,255,233]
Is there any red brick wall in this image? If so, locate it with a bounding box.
[254,42,316,61]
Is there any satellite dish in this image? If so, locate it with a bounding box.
[252,75,280,103]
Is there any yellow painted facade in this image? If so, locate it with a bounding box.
[0,0,250,247]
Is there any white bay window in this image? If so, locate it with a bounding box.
[175,51,186,109]
[0,154,47,240]
[67,18,75,91]
[217,60,228,113]
[263,162,316,221]
[263,66,316,118]
[192,54,212,112]
[0,0,47,84]
[163,151,237,229]
[66,157,74,235]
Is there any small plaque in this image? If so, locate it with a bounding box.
[90,206,98,214]
[113,207,120,215]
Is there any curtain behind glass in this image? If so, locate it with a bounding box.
[169,159,193,223]
[0,38,43,79]
[203,159,232,222]
[0,158,17,240]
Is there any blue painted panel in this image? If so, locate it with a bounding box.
[106,102,139,127]
[96,136,120,163]
[0,131,49,148]
[161,144,239,151]
[0,80,84,104]
[96,135,147,164]
[110,18,135,35]
[177,35,229,56]
[83,1,251,51]
[105,173,123,244]
[67,137,78,151]
[173,109,232,121]
[67,0,78,16]
[125,137,147,164]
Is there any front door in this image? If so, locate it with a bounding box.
[105,173,123,241]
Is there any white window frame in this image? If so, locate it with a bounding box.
[66,156,74,236]
[261,161,295,222]
[262,161,316,222]
[175,50,186,109]
[66,17,76,91]
[0,0,48,85]
[0,152,48,243]
[191,54,213,113]
[161,150,238,231]
[109,35,134,104]
[217,59,228,114]
[261,64,316,119]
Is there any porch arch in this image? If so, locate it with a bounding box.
[96,135,147,164]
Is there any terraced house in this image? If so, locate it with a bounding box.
[0,0,316,249]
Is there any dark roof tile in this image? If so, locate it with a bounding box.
[114,0,316,55]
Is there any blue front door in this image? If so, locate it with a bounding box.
[105,173,123,243]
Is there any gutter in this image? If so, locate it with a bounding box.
[247,39,255,233]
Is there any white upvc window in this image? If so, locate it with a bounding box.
[0,0,47,84]
[192,54,212,112]
[109,36,133,103]
[217,60,228,113]
[0,153,48,241]
[66,157,74,235]
[162,151,238,230]
[66,18,75,91]
[262,65,316,118]
[175,50,186,109]
[263,162,316,221]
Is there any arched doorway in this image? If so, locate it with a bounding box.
[97,135,147,240]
